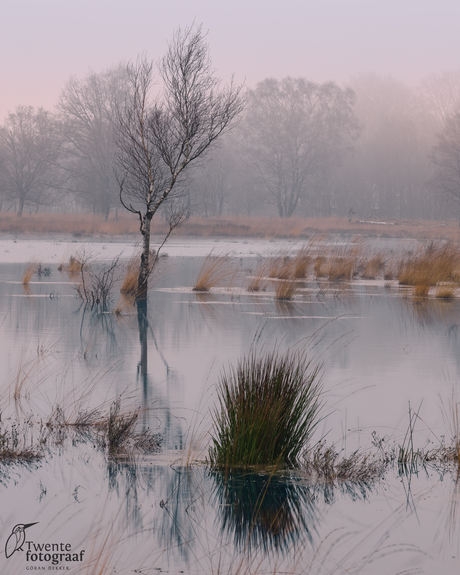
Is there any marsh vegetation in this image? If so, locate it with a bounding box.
[2,235,460,573]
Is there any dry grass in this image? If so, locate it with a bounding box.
[395,241,460,300]
[293,246,311,279]
[193,253,236,291]
[22,261,38,285]
[247,259,272,292]
[120,254,140,296]
[274,278,298,300]
[58,253,85,276]
[304,441,388,484]
[326,243,362,281]
[435,283,457,299]
[361,253,385,279]
[314,256,327,278]
[3,212,460,240]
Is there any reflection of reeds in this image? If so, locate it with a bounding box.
[209,349,322,468]
[193,253,235,291]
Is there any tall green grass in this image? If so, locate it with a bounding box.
[208,350,322,469]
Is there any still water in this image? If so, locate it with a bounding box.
[0,236,460,574]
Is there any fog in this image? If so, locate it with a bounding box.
[2,1,460,221]
[2,0,460,121]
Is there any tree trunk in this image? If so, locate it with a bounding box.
[137,214,152,299]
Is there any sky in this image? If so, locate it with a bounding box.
[2,0,460,121]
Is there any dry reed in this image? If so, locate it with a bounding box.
[435,283,457,299]
[293,246,311,279]
[22,261,38,285]
[274,278,298,301]
[247,259,271,292]
[361,253,385,279]
[193,253,235,291]
[120,254,140,295]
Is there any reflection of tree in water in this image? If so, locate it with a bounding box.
[78,306,121,361]
[137,299,184,450]
[211,469,319,554]
[154,467,206,565]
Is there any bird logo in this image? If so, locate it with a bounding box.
[5,522,38,558]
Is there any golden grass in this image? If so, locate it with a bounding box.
[120,254,140,295]
[247,259,271,292]
[362,253,385,279]
[435,283,457,299]
[58,253,85,275]
[274,278,298,300]
[293,246,311,279]
[398,242,460,286]
[193,253,236,291]
[3,212,460,241]
[413,283,430,298]
[22,261,38,285]
[314,255,327,278]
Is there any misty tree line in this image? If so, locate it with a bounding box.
[1,64,460,221]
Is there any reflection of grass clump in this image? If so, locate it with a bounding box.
[209,350,322,469]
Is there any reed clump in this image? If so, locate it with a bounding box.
[398,241,460,287]
[58,253,84,275]
[120,254,140,296]
[193,253,235,291]
[313,255,327,278]
[208,350,323,469]
[293,246,311,279]
[247,258,271,292]
[326,244,361,281]
[274,278,298,300]
[22,261,38,286]
[361,253,385,279]
[435,283,456,299]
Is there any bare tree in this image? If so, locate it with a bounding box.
[431,112,460,224]
[116,25,244,297]
[58,65,130,218]
[240,78,359,217]
[0,106,61,215]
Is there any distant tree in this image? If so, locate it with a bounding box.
[240,78,359,217]
[115,25,244,297]
[431,112,460,224]
[337,74,436,220]
[58,65,129,218]
[421,70,460,125]
[0,106,61,216]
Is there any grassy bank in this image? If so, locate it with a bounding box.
[1,212,460,240]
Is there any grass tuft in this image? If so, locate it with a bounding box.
[208,349,323,469]
[274,278,298,300]
[193,253,235,291]
[22,261,38,286]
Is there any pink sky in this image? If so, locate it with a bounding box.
[2,0,460,121]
